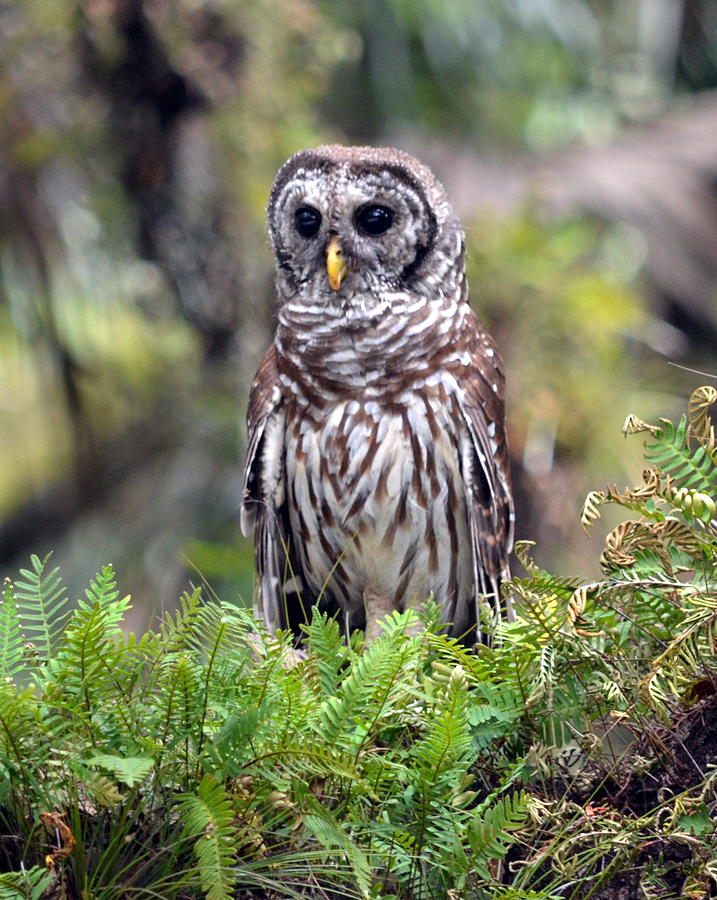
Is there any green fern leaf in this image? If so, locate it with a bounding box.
[468,682,525,747]
[412,665,472,795]
[178,773,236,900]
[313,625,418,753]
[0,866,54,900]
[158,588,204,656]
[47,567,134,737]
[14,554,68,658]
[467,790,530,879]
[303,811,371,898]
[87,754,154,787]
[644,416,717,493]
[0,682,47,788]
[154,652,205,763]
[0,579,24,681]
[303,608,347,697]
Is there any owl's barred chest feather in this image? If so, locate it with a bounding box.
[283,373,474,624]
[276,299,478,624]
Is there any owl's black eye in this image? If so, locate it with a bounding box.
[295,206,322,237]
[357,205,393,236]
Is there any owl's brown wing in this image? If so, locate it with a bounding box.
[455,323,514,639]
[240,345,290,634]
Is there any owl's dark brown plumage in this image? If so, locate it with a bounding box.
[241,145,514,643]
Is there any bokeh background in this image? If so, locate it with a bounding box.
[2,0,717,628]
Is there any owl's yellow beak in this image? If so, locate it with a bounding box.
[326,235,348,290]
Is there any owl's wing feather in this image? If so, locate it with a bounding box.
[455,324,514,639]
[241,345,289,634]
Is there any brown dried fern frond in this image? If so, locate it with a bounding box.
[687,385,717,452]
[622,414,660,436]
[600,520,672,574]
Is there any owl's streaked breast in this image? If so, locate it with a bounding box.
[283,377,474,632]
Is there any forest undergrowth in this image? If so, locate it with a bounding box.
[1,387,717,900]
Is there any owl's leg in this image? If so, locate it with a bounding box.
[401,593,430,638]
[363,588,398,643]
[244,631,307,667]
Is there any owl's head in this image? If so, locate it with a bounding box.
[267,145,464,309]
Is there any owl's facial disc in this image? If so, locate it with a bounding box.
[269,152,443,309]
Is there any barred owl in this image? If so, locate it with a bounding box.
[241,145,514,644]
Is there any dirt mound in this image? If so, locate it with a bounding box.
[591,691,717,900]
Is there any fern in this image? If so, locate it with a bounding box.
[178,773,236,900]
[153,652,205,781]
[412,665,472,799]
[302,809,371,898]
[86,753,155,787]
[13,554,69,659]
[303,608,348,697]
[53,570,126,690]
[2,386,716,900]
[467,681,525,749]
[687,385,717,450]
[644,415,717,494]
[466,789,531,880]
[403,665,475,893]
[152,587,205,663]
[0,683,47,808]
[642,591,717,715]
[0,866,54,900]
[313,619,419,755]
[0,579,23,681]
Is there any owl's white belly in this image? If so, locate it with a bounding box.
[284,396,474,630]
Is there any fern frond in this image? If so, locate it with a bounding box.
[70,764,124,809]
[642,591,717,715]
[644,416,717,494]
[601,520,673,573]
[303,810,371,898]
[687,385,717,452]
[82,564,125,618]
[467,790,530,879]
[154,653,205,760]
[189,602,253,663]
[513,541,540,574]
[14,554,68,658]
[583,469,672,537]
[412,665,472,797]
[313,625,418,754]
[303,608,348,697]
[0,681,54,813]
[581,490,607,532]
[468,688,525,749]
[657,517,705,557]
[194,609,257,714]
[623,414,660,436]
[158,588,204,656]
[509,586,574,644]
[47,568,133,737]
[0,580,24,681]
[178,773,236,900]
[403,664,476,891]
[509,570,581,605]
[86,754,154,787]
[0,865,54,900]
